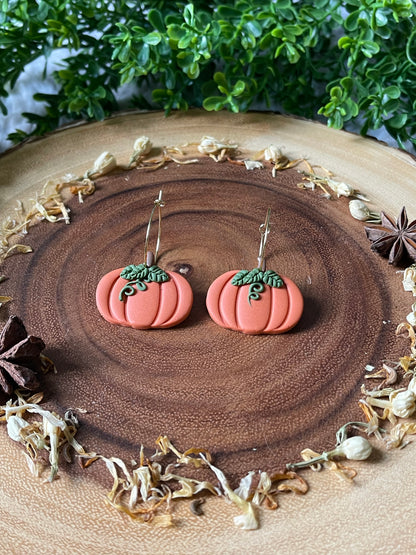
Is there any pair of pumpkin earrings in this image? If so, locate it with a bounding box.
[96,191,303,335]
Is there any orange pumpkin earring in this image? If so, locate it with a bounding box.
[96,190,193,329]
[206,208,303,335]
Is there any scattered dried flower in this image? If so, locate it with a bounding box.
[128,136,153,167]
[402,264,416,295]
[365,206,416,265]
[325,179,368,200]
[0,295,12,307]
[197,136,238,161]
[363,386,416,421]
[1,391,89,482]
[263,145,281,162]
[85,151,117,178]
[365,363,398,389]
[263,145,303,176]
[349,199,381,223]
[407,303,416,327]
[244,160,263,170]
[200,453,258,530]
[287,429,373,479]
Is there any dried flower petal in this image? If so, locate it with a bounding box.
[129,136,153,167]
[403,264,416,295]
[244,160,263,170]
[85,152,117,178]
[200,454,258,530]
[197,136,238,161]
[198,136,238,155]
[349,199,381,222]
[133,136,152,156]
[0,295,12,307]
[391,389,416,418]
[6,414,30,441]
[365,363,398,389]
[406,303,416,327]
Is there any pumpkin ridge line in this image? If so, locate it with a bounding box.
[235,279,246,332]
[148,277,161,327]
[109,273,125,324]
[217,273,231,329]
[153,272,176,327]
[264,282,275,332]
[278,278,302,332]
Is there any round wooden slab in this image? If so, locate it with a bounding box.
[1,110,416,552]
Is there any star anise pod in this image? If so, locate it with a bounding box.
[365,206,416,266]
[0,315,45,395]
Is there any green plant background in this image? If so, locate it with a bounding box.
[1,0,415,150]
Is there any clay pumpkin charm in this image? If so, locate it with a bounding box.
[96,262,193,329]
[206,268,303,334]
[96,191,193,329]
[206,208,303,335]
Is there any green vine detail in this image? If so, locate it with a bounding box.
[231,268,284,305]
[119,263,169,301]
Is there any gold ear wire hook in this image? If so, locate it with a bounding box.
[257,208,271,270]
[143,190,165,266]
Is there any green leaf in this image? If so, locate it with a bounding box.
[384,85,401,99]
[217,6,242,18]
[202,96,225,111]
[167,24,186,41]
[137,43,150,66]
[345,10,361,31]
[147,266,169,283]
[329,86,343,100]
[231,270,250,286]
[387,113,408,129]
[214,72,228,89]
[183,3,195,27]
[242,268,263,284]
[361,40,380,57]
[120,264,149,281]
[148,9,166,32]
[262,270,284,288]
[243,20,262,38]
[232,80,246,97]
[143,32,161,46]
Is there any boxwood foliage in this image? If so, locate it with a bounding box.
[1,0,415,149]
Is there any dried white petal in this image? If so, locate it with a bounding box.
[133,136,152,156]
[234,471,255,500]
[244,160,263,170]
[408,375,416,396]
[197,136,238,155]
[85,152,117,177]
[6,415,30,442]
[407,303,416,326]
[328,179,355,198]
[391,389,416,418]
[349,199,380,222]
[333,436,373,460]
[263,145,281,163]
[349,199,370,221]
[403,265,416,295]
[200,454,258,530]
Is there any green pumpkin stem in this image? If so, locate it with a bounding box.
[119,263,169,301]
[231,268,284,305]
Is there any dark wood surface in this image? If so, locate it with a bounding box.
[2,111,416,552]
[2,156,407,486]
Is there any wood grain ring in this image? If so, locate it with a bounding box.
[2,155,407,487]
